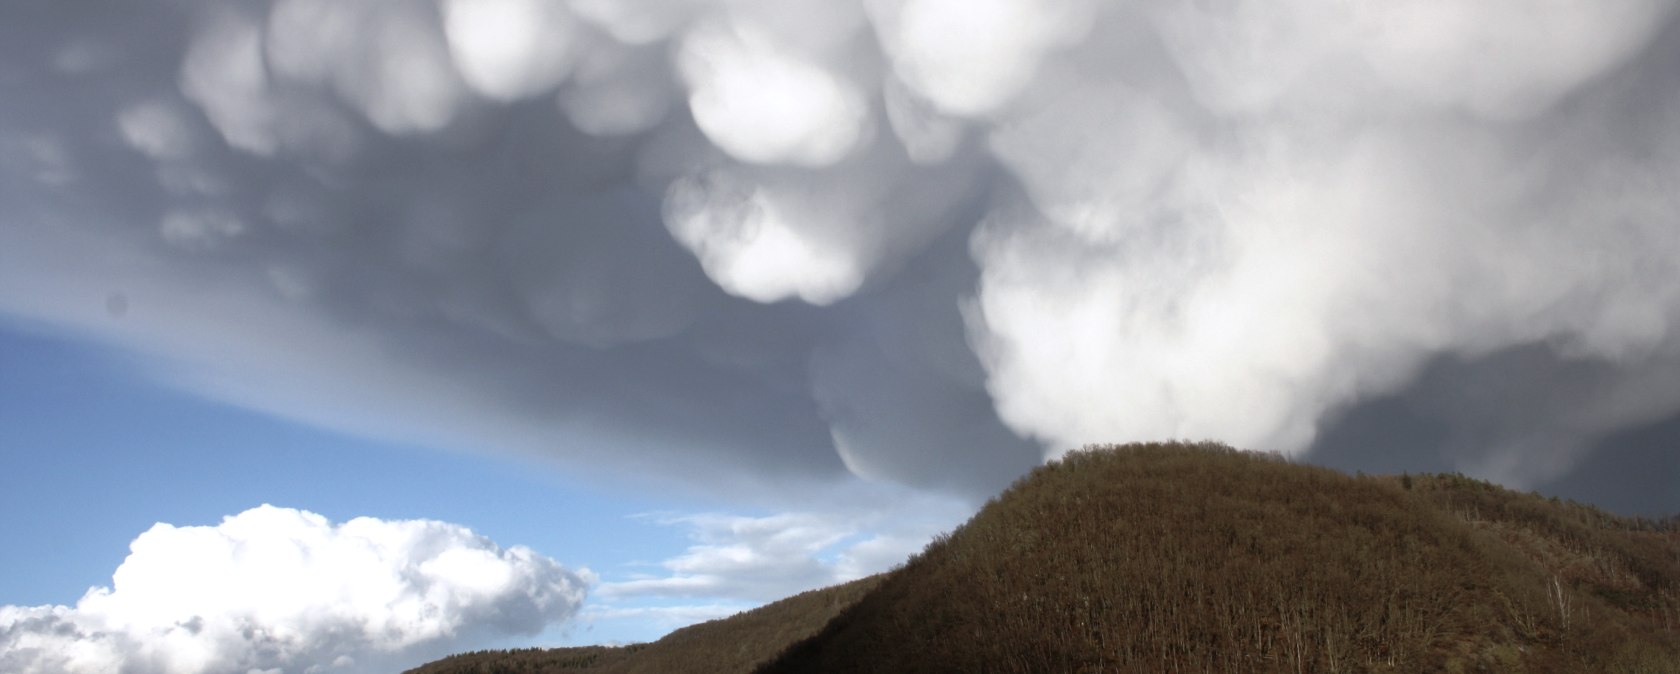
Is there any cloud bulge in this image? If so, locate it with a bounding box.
[1,0,1678,512]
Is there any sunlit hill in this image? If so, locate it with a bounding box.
[412,442,1680,673]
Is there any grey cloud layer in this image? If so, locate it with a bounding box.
[2,0,1678,508]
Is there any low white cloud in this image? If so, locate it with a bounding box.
[594,491,969,613]
[555,489,973,643]
[598,513,857,603]
[0,506,590,674]
[578,603,754,633]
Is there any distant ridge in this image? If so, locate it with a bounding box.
[404,575,883,674]
[415,442,1680,673]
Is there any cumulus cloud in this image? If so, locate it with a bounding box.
[865,0,1095,116]
[442,0,581,102]
[2,0,1679,515]
[969,12,1680,485]
[678,18,870,166]
[0,506,589,674]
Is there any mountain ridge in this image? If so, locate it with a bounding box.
[412,442,1680,673]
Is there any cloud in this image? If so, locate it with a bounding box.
[596,490,968,607]
[865,0,1095,116]
[677,16,870,166]
[442,0,581,102]
[600,513,857,602]
[964,5,1680,484]
[1152,0,1676,118]
[0,506,590,674]
[578,603,755,635]
[2,0,1679,513]
[970,103,1680,480]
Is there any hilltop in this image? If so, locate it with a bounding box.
[414,442,1680,673]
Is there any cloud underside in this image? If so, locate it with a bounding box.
[0,506,589,674]
[2,0,1679,504]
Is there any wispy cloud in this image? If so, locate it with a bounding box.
[599,512,860,602]
[578,603,756,633]
[597,507,952,602]
[581,498,966,637]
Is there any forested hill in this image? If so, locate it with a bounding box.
[414,442,1680,673]
[404,575,884,674]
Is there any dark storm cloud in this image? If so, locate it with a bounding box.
[1311,344,1680,515]
[2,0,1677,509]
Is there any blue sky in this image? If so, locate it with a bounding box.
[0,317,971,654]
[3,2,1679,673]
[0,318,704,644]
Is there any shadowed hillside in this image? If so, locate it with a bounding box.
[419,442,1680,673]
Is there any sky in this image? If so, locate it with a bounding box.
[2,0,1678,672]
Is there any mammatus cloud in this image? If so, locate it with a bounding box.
[965,0,1680,492]
[0,506,589,674]
[2,0,1679,509]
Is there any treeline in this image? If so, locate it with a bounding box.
[762,442,1680,673]
[405,576,881,674]
[416,442,1680,673]
[408,645,645,673]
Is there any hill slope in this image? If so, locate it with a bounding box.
[405,574,883,674]
[765,443,1680,672]
[418,442,1680,673]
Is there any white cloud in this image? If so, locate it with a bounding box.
[0,506,590,674]
[1153,0,1676,118]
[442,0,581,102]
[866,0,1094,116]
[3,0,1679,510]
[678,19,870,167]
[598,513,857,603]
[662,168,865,305]
[117,99,203,161]
[987,81,1191,243]
[204,0,475,147]
[969,110,1680,482]
[578,603,754,632]
[178,9,286,156]
[594,490,971,610]
[559,488,974,643]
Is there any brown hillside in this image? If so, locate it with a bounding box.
[416,442,1680,673]
[762,442,1680,673]
[405,574,882,674]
